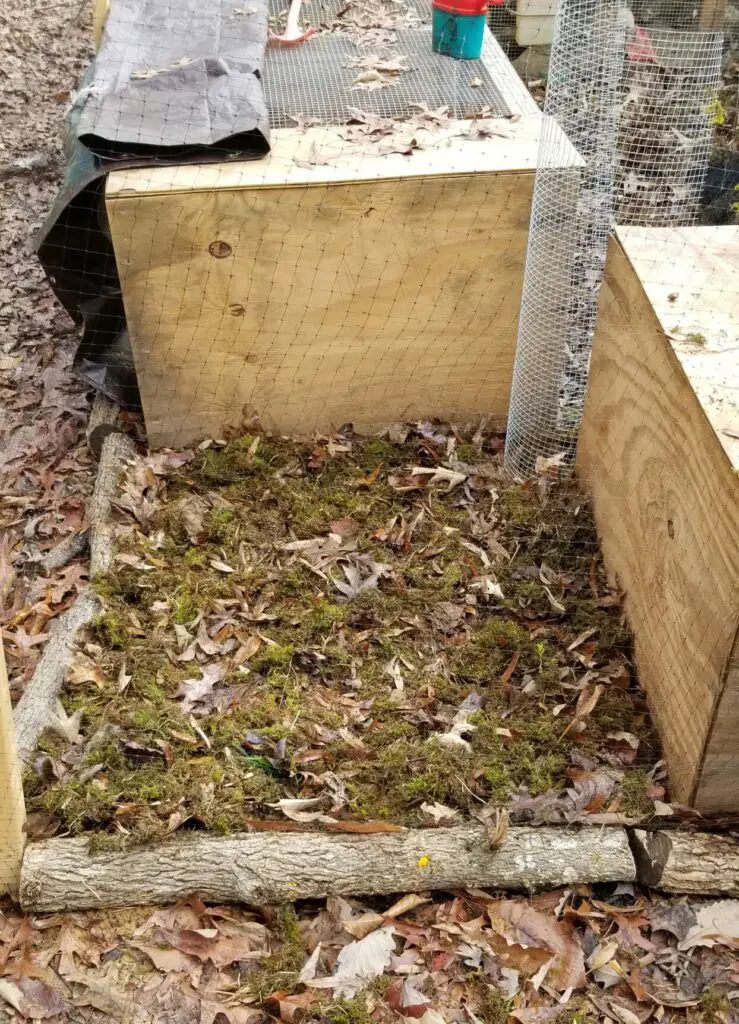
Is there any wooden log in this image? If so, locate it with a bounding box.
[0,639,25,895]
[40,529,89,573]
[87,432,135,575]
[86,392,122,458]
[13,432,135,762]
[19,826,636,913]
[630,829,739,898]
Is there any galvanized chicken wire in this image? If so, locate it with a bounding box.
[616,27,724,226]
[504,0,727,477]
[504,0,629,477]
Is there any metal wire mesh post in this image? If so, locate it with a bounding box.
[504,0,628,478]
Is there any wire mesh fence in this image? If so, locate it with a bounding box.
[0,0,738,901]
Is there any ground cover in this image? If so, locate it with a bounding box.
[24,422,663,847]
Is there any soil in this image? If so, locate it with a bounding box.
[24,424,663,847]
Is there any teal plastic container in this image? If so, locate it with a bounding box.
[432,1,486,60]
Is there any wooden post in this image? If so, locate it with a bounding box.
[93,0,110,49]
[698,0,726,30]
[0,639,25,894]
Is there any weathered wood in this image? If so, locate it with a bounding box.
[93,0,110,48]
[13,432,135,761]
[87,431,135,575]
[0,639,25,895]
[40,529,89,573]
[86,392,122,458]
[630,830,739,897]
[19,826,635,913]
[578,231,739,812]
[13,594,99,764]
[698,0,726,30]
[106,121,581,448]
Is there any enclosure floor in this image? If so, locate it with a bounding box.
[22,423,667,847]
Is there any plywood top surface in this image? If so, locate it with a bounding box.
[617,225,739,472]
[106,115,580,197]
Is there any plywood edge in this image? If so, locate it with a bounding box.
[693,618,739,813]
[0,638,25,894]
[615,225,739,472]
[613,230,739,479]
[579,235,739,805]
[106,118,581,199]
[93,0,109,48]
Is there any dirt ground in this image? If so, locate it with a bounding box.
[0,0,96,700]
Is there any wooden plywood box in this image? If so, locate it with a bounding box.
[579,228,739,814]
[106,116,579,447]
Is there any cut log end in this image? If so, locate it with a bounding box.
[630,829,739,897]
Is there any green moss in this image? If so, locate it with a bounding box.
[618,769,653,817]
[498,487,541,528]
[324,997,376,1024]
[454,442,480,462]
[27,423,655,845]
[476,985,513,1024]
[91,612,129,650]
[310,600,348,629]
[699,987,729,1024]
[252,644,294,671]
[240,906,305,1000]
[171,589,199,624]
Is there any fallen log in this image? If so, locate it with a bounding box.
[19,826,635,913]
[13,432,135,761]
[39,528,89,573]
[630,829,739,897]
[86,392,123,458]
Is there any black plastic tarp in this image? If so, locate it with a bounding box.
[36,0,270,408]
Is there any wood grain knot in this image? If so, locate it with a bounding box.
[209,241,233,258]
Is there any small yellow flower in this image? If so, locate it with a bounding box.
[417,855,430,869]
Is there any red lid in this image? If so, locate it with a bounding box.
[432,0,488,15]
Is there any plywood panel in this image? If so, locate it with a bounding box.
[617,225,739,470]
[108,168,535,446]
[0,639,25,894]
[578,236,739,810]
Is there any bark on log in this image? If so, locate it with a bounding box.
[13,433,135,761]
[40,529,89,573]
[19,826,635,913]
[86,392,122,458]
[13,593,99,763]
[88,432,135,575]
[630,829,739,897]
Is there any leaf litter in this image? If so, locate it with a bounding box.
[1,888,738,1023]
[24,422,665,845]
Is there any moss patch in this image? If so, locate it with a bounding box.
[25,425,660,844]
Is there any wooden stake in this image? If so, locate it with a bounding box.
[93,0,110,49]
[0,639,25,895]
[698,0,726,30]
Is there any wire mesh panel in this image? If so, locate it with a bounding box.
[504,0,628,477]
[616,27,724,226]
